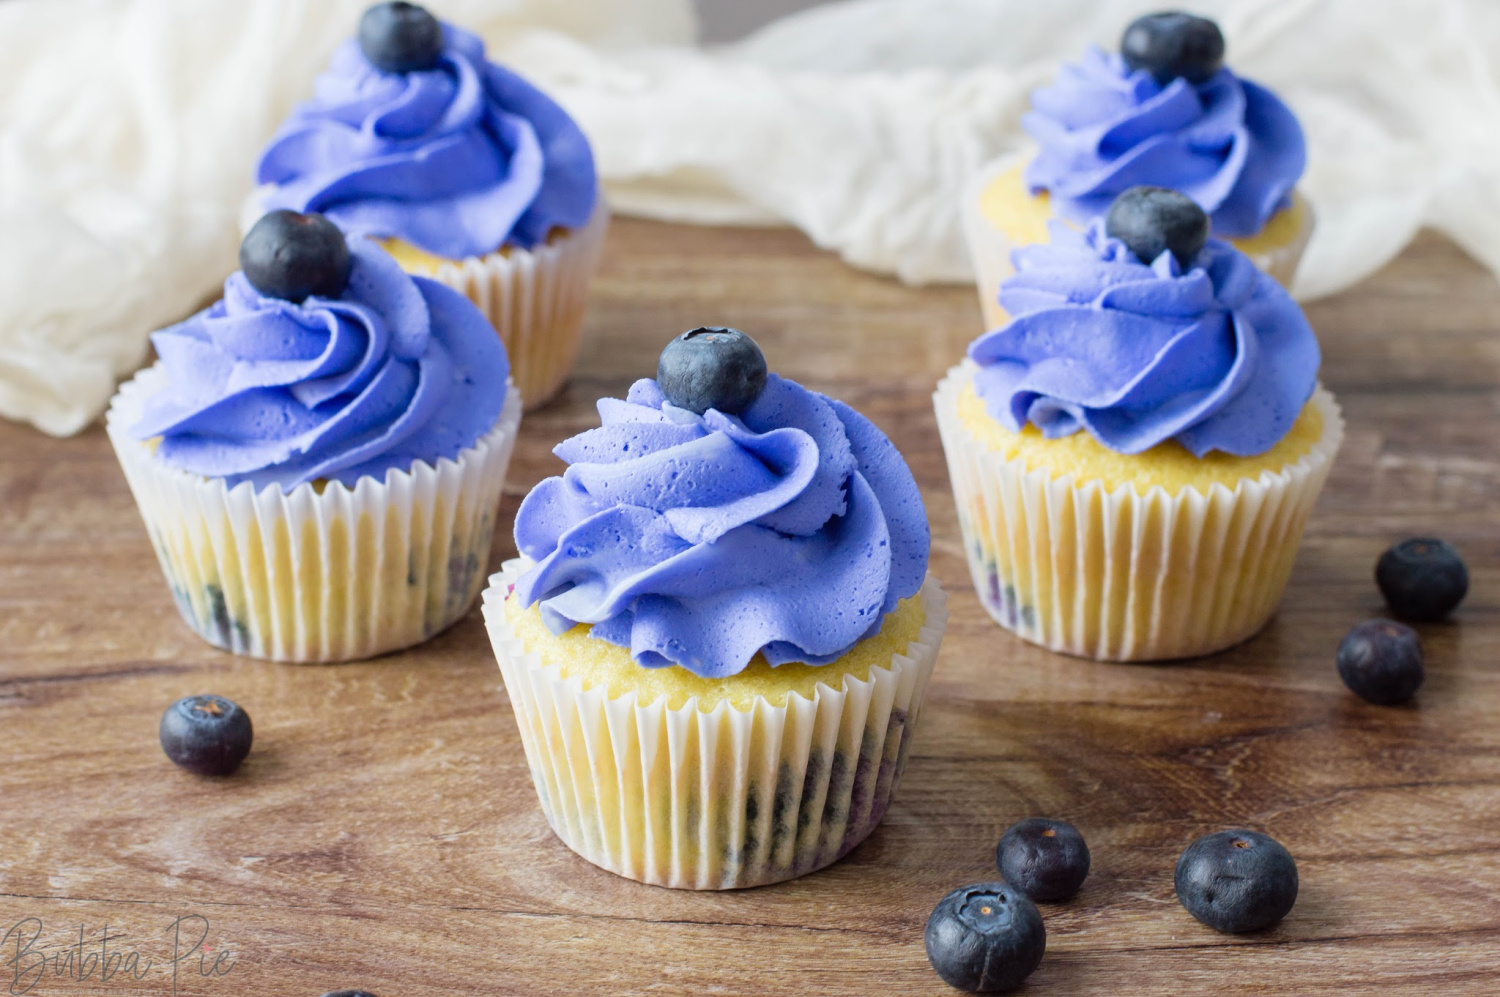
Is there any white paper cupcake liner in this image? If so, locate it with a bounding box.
[243,191,609,409]
[420,200,608,409]
[106,365,521,663]
[961,152,1315,330]
[935,362,1343,662]
[482,560,948,890]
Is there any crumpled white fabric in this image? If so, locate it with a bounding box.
[4,0,1499,435]
[0,0,693,436]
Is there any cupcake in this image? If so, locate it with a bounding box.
[106,211,521,662]
[936,188,1342,662]
[482,328,946,889]
[249,2,605,407]
[964,11,1311,329]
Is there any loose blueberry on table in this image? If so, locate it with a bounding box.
[359,1,444,74]
[1120,10,1226,85]
[159,695,253,776]
[320,990,381,997]
[1175,830,1298,933]
[1337,619,1425,705]
[1105,186,1210,269]
[656,327,769,415]
[240,210,352,303]
[1376,537,1469,622]
[925,883,1045,993]
[995,817,1091,902]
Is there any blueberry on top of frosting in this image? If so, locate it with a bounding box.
[511,334,930,679]
[1023,21,1304,238]
[132,226,508,491]
[1121,11,1225,86]
[358,2,443,75]
[240,210,352,303]
[968,190,1319,458]
[255,17,596,260]
[1105,186,1209,270]
[657,327,769,416]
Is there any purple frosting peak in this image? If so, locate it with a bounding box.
[132,238,508,491]
[512,374,930,678]
[256,23,596,259]
[968,220,1318,457]
[1024,46,1305,237]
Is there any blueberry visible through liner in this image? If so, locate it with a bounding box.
[995,817,1091,902]
[1375,537,1469,622]
[1105,186,1210,269]
[925,882,1045,993]
[1175,830,1298,933]
[1121,10,1226,85]
[240,210,352,304]
[656,327,769,415]
[1337,619,1424,705]
[358,2,444,74]
[159,695,253,776]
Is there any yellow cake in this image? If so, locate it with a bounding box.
[503,586,927,710]
[954,378,1326,495]
[935,363,1342,662]
[107,364,522,663]
[484,561,947,890]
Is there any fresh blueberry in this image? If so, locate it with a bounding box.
[159,695,253,776]
[1121,11,1226,86]
[995,817,1091,902]
[320,991,380,997]
[240,210,352,304]
[358,2,444,74]
[1175,830,1298,933]
[656,327,769,415]
[1376,538,1469,622]
[924,882,1045,993]
[1337,619,1424,705]
[1105,186,1210,269]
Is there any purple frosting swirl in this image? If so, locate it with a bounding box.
[132,238,509,491]
[1024,46,1305,237]
[255,23,596,259]
[512,374,930,678]
[968,220,1318,457]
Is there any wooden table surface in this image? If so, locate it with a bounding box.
[2,220,1497,997]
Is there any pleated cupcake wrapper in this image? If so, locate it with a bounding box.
[935,363,1343,662]
[106,364,521,663]
[961,152,1315,331]
[421,199,609,409]
[482,560,949,890]
[242,190,609,410]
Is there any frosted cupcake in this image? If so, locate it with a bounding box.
[107,211,521,662]
[937,188,1341,662]
[965,11,1311,329]
[250,2,605,407]
[483,328,946,889]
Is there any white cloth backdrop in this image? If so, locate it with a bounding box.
[2,0,1498,435]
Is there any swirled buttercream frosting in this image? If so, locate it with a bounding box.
[1024,46,1305,237]
[512,374,930,678]
[255,23,596,259]
[132,238,508,490]
[968,220,1318,457]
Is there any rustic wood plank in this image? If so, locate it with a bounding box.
[0,221,1496,995]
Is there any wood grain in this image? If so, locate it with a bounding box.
[1,220,1497,996]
